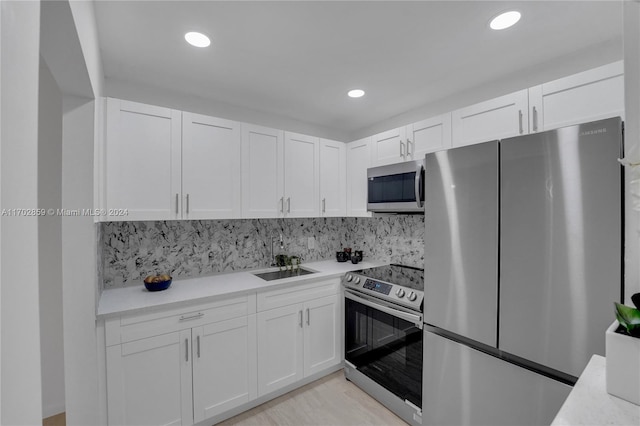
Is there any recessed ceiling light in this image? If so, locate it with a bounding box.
[489,11,521,30]
[185,31,211,48]
[348,89,365,98]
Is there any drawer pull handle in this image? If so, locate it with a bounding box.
[185,338,189,362]
[179,313,204,321]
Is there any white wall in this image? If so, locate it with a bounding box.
[62,97,99,425]
[38,58,65,418]
[623,1,640,303]
[0,1,43,424]
[68,0,104,98]
[38,1,105,423]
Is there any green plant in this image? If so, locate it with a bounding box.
[615,293,640,338]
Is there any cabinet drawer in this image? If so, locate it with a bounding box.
[106,294,256,346]
[257,278,340,312]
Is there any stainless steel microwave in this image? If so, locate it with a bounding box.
[367,159,425,213]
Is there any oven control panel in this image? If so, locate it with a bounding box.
[363,279,392,295]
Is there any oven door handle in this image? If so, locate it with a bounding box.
[344,290,423,328]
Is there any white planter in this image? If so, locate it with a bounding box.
[606,321,640,405]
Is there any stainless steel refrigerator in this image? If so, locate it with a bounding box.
[423,117,622,425]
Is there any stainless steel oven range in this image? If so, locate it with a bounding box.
[343,264,424,426]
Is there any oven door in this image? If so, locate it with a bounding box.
[344,289,423,409]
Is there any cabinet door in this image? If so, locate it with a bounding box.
[408,114,452,158]
[105,98,181,221]
[192,315,257,422]
[528,61,624,132]
[346,137,372,217]
[319,139,346,217]
[452,90,529,147]
[106,330,193,426]
[182,113,241,219]
[284,132,320,217]
[241,124,284,218]
[257,304,304,396]
[371,127,407,166]
[303,294,341,377]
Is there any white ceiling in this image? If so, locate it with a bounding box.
[94,0,623,137]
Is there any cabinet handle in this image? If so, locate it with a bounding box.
[518,110,524,134]
[279,197,284,213]
[400,141,405,159]
[287,197,291,213]
[306,308,310,325]
[186,194,190,214]
[185,338,189,362]
[197,335,201,358]
[179,312,204,321]
[406,139,413,158]
[322,198,326,213]
[299,310,303,328]
[532,106,538,132]
[175,193,179,215]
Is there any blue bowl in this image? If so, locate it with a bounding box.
[144,279,172,292]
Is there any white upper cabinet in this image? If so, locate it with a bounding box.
[241,124,285,218]
[104,98,182,221]
[371,115,452,167]
[407,114,452,159]
[182,113,241,220]
[371,127,407,166]
[452,90,529,147]
[346,137,372,217]
[284,132,320,218]
[319,139,346,217]
[528,61,624,132]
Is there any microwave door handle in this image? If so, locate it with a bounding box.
[344,290,422,327]
[415,163,423,208]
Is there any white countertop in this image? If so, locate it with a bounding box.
[97,259,387,318]
[551,355,640,426]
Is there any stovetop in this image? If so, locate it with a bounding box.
[343,264,424,312]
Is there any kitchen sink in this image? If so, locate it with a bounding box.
[253,267,316,281]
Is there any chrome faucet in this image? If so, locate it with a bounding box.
[270,233,284,266]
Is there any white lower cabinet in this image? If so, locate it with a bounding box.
[192,315,257,422]
[256,294,341,396]
[104,280,343,425]
[256,304,304,395]
[106,330,193,426]
[256,279,342,397]
[105,296,257,426]
[303,294,341,376]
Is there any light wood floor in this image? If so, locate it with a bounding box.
[217,371,408,426]
[43,412,65,426]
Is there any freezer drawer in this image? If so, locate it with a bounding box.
[424,141,498,347]
[423,330,571,426]
[499,117,622,378]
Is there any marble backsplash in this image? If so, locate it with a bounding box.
[100,215,424,289]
